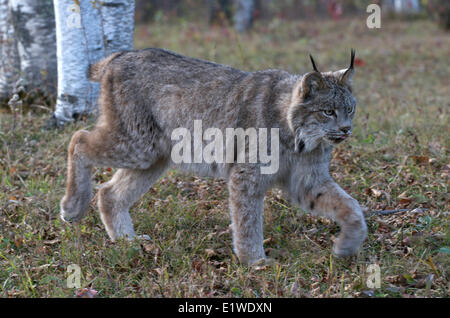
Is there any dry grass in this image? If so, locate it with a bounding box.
[0,17,448,298]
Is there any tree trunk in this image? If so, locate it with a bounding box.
[0,0,56,101]
[52,0,135,126]
[384,0,420,13]
[9,0,57,94]
[394,0,420,13]
[101,0,135,55]
[234,0,254,32]
[208,0,233,25]
[0,0,19,100]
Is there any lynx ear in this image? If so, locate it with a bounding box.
[339,49,355,86]
[300,72,327,100]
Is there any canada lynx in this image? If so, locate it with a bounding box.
[61,48,367,265]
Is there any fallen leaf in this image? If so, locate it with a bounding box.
[252,265,268,271]
[154,268,164,275]
[399,198,413,205]
[398,191,409,199]
[43,239,60,245]
[370,188,382,198]
[141,243,154,253]
[192,260,203,272]
[441,165,449,178]
[205,249,216,257]
[411,155,429,165]
[14,237,23,248]
[76,288,98,298]
[263,237,273,245]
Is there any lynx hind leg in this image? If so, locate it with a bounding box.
[60,127,155,224]
[305,181,367,257]
[98,161,167,241]
[228,168,267,265]
[60,130,95,223]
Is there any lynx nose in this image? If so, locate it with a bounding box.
[340,126,351,134]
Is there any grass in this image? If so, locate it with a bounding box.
[0,17,449,298]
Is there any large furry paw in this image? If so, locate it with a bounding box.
[60,193,91,223]
[249,257,276,267]
[332,241,360,257]
[332,224,367,257]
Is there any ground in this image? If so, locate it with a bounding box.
[0,17,448,298]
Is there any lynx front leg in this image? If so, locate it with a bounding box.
[303,181,367,257]
[228,169,267,265]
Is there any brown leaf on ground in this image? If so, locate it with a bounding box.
[410,155,429,165]
[440,165,449,178]
[205,248,216,257]
[367,188,383,198]
[43,239,60,245]
[399,197,413,206]
[76,288,98,298]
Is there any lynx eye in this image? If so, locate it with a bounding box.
[323,109,335,117]
[347,106,354,114]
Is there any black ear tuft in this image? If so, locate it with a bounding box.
[349,48,356,70]
[339,49,356,86]
[309,54,320,73]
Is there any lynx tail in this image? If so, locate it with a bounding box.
[88,52,125,82]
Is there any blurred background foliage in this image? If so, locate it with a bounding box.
[134,0,449,30]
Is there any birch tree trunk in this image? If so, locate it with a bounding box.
[9,0,57,94]
[0,0,56,100]
[384,0,420,13]
[394,0,420,13]
[52,0,135,126]
[234,0,254,32]
[0,0,19,100]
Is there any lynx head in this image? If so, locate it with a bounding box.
[287,49,357,153]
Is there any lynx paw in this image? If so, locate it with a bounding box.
[332,224,367,257]
[249,257,276,267]
[60,194,91,223]
[332,242,360,258]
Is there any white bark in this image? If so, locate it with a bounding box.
[10,0,57,94]
[394,0,420,13]
[384,0,420,13]
[234,0,254,32]
[1,0,56,100]
[101,1,135,55]
[53,0,135,126]
[0,0,19,99]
